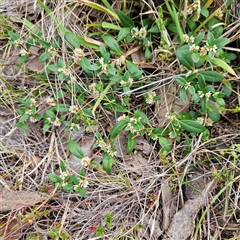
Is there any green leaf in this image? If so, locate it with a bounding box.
[200,8,209,17]
[65,31,80,48]
[127,133,136,153]
[194,32,205,45]
[126,61,142,78]
[88,64,101,71]
[180,88,187,101]
[48,173,62,183]
[223,81,232,97]
[90,161,103,171]
[148,24,160,33]
[39,52,52,62]
[134,110,150,125]
[55,104,69,112]
[199,71,224,82]
[43,123,51,132]
[102,22,121,30]
[76,187,86,196]
[102,153,114,174]
[158,137,171,151]
[19,114,30,122]
[80,57,93,76]
[16,122,28,132]
[207,105,220,122]
[117,10,135,28]
[8,31,20,41]
[180,120,207,133]
[110,120,128,139]
[54,90,66,99]
[60,160,66,172]
[68,140,84,158]
[207,32,215,46]
[107,64,116,75]
[207,58,236,76]
[192,52,200,63]
[175,76,186,86]
[63,184,74,191]
[117,28,131,42]
[102,36,121,55]
[100,44,108,56]
[145,48,152,61]
[214,38,230,48]
[39,39,51,48]
[70,174,79,185]
[176,45,193,70]
[47,64,59,72]
[200,97,207,113]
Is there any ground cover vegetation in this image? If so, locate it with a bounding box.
[0,0,239,239]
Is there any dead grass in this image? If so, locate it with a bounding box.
[0,0,240,239]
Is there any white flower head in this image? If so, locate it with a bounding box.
[189,44,199,52]
[53,117,61,126]
[29,116,38,122]
[20,48,29,56]
[25,109,32,115]
[81,157,91,167]
[131,27,139,38]
[117,114,126,122]
[199,46,208,56]
[145,91,156,104]
[206,118,213,127]
[14,39,23,46]
[79,179,89,188]
[69,123,80,131]
[46,97,56,106]
[184,82,191,90]
[58,66,71,76]
[46,117,53,123]
[205,92,212,98]
[183,34,190,43]
[69,105,79,114]
[198,90,204,98]
[30,98,37,108]
[196,117,204,125]
[73,48,84,59]
[138,27,147,39]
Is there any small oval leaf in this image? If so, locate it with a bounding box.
[68,140,84,158]
[110,120,128,139]
[180,120,207,133]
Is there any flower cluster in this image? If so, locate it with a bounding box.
[59,171,71,187]
[58,66,71,76]
[196,117,213,127]
[117,114,127,122]
[69,105,79,114]
[99,57,108,75]
[20,48,30,56]
[81,156,92,167]
[69,122,80,131]
[187,0,200,15]
[183,35,195,43]
[74,179,89,189]
[46,97,56,106]
[145,91,156,104]
[89,83,100,98]
[197,90,211,99]
[126,116,142,134]
[131,27,147,39]
[97,139,116,157]
[73,48,84,61]
[120,77,134,87]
